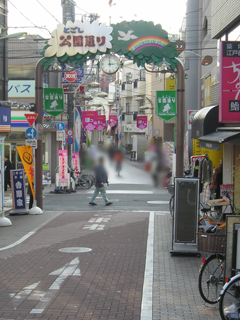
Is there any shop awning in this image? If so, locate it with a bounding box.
[191,105,222,139]
[198,131,240,151]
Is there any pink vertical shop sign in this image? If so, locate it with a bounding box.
[96,115,106,131]
[136,115,148,130]
[219,41,240,122]
[82,111,98,131]
[58,149,68,181]
[109,115,117,127]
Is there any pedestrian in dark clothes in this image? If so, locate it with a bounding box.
[89,157,113,206]
[4,156,12,191]
[27,183,33,210]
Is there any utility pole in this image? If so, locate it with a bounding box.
[61,0,75,168]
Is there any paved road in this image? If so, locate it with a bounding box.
[0,159,220,320]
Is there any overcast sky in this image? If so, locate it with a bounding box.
[8,0,187,38]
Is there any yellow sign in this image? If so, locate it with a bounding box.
[193,139,223,168]
[166,78,176,91]
[17,145,34,199]
[204,75,211,107]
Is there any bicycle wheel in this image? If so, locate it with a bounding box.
[79,175,92,189]
[198,254,225,304]
[219,275,240,320]
[169,196,174,217]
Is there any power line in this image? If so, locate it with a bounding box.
[8,0,50,36]
[35,0,61,24]
[75,3,90,15]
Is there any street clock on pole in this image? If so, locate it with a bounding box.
[101,54,120,74]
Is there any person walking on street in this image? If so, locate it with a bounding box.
[89,157,113,206]
[4,156,12,191]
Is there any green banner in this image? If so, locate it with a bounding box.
[44,88,64,117]
[156,90,177,121]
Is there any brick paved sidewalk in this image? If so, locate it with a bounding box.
[153,212,220,319]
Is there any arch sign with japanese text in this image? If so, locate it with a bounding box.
[42,20,179,69]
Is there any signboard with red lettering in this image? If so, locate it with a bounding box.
[72,152,80,179]
[24,113,38,127]
[96,115,106,131]
[58,150,68,182]
[220,184,233,197]
[44,21,113,57]
[136,115,147,130]
[109,115,117,127]
[219,41,240,122]
[82,111,98,131]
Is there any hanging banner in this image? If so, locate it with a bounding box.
[0,106,11,132]
[72,152,80,179]
[118,115,122,150]
[136,115,148,130]
[96,115,106,131]
[156,90,177,121]
[82,110,98,131]
[0,137,4,211]
[10,169,27,212]
[58,150,68,181]
[75,108,81,152]
[148,115,153,145]
[219,41,240,123]
[109,115,118,127]
[16,145,34,199]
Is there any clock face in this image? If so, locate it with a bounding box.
[101,55,119,74]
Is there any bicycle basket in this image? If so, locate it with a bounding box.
[197,232,226,253]
[167,184,174,195]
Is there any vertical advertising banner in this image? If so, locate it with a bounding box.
[118,115,122,150]
[0,106,11,132]
[156,90,177,121]
[96,115,106,131]
[59,150,68,181]
[16,145,34,199]
[82,111,98,131]
[75,108,81,152]
[72,152,80,179]
[220,41,240,122]
[10,169,27,211]
[0,137,4,210]
[109,115,118,127]
[136,116,148,130]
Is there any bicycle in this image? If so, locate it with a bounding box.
[219,272,240,319]
[167,184,174,217]
[198,253,225,304]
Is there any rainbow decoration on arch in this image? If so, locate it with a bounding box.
[127,36,169,53]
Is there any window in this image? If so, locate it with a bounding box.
[122,83,125,90]
[133,112,138,121]
[140,69,145,81]
[126,103,131,114]
[139,100,145,114]
[122,113,125,121]
[133,81,137,88]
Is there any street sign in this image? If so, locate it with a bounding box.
[62,66,84,84]
[25,127,37,139]
[156,90,177,121]
[24,113,38,126]
[56,131,65,141]
[67,136,74,145]
[44,88,64,117]
[188,110,197,129]
[25,139,37,149]
[66,129,73,136]
[56,122,65,131]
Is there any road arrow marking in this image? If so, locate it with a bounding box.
[10,258,81,314]
[30,257,81,313]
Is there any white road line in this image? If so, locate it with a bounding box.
[141,211,154,320]
[87,190,153,194]
[0,211,64,252]
[147,201,169,204]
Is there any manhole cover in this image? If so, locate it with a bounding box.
[59,247,92,253]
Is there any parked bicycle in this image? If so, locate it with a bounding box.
[219,271,240,319]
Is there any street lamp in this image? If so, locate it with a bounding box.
[0,32,27,40]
